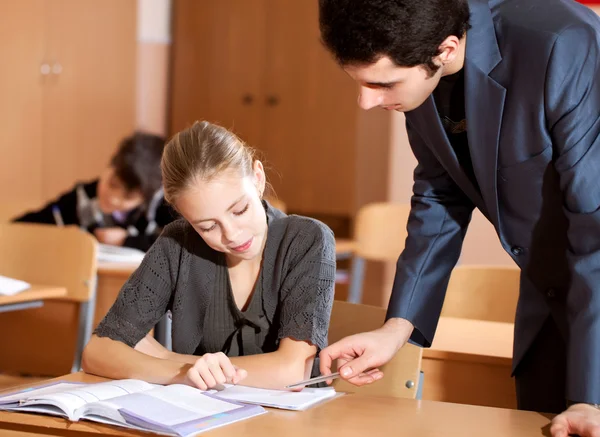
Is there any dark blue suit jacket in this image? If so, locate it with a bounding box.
[387,0,600,404]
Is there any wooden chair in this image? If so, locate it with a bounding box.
[328,300,423,399]
[348,203,411,303]
[0,223,97,376]
[441,265,521,323]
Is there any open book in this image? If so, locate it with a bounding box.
[0,379,265,436]
[0,379,339,435]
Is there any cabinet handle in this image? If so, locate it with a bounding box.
[266,95,280,106]
[241,94,254,105]
[52,63,63,74]
[40,63,51,75]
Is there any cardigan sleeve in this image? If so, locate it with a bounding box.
[94,220,187,347]
[276,218,336,351]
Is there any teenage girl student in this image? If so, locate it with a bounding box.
[82,121,336,389]
[13,133,176,251]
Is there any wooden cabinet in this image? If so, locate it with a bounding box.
[0,0,136,207]
[170,0,368,217]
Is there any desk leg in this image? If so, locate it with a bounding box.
[72,280,97,373]
[347,257,366,304]
[154,313,172,351]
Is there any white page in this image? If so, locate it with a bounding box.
[97,244,146,263]
[23,379,156,420]
[0,275,31,296]
[0,382,82,404]
[213,385,337,410]
[104,384,241,428]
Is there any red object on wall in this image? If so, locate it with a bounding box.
[577,0,600,3]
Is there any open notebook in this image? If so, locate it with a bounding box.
[0,379,338,435]
[0,380,265,436]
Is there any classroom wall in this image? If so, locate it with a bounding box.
[136,0,172,136]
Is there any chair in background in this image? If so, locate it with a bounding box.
[265,196,286,213]
[441,265,521,323]
[0,223,97,376]
[328,300,423,399]
[347,203,410,303]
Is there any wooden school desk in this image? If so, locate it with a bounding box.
[0,372,553,437]
[422,317,516,409]
[0,285,67,313]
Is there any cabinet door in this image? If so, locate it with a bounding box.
[260,0,357,215]
[170,0,267,147]
[42,0,136,200]
[0,0,45,207]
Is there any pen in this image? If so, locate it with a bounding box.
[285,372,341,389]
[52,205,64,226]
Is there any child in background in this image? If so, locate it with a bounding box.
[14,133,176,251]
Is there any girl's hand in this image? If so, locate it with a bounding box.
[185,352,247,390]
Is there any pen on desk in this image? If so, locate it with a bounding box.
[52,205,64,226]
[285,372,341,389]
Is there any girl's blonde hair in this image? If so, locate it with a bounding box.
[161,121,256,204]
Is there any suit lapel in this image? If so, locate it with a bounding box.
[409,97,485,209]
[408,0,506,229]
[463,0,506,230]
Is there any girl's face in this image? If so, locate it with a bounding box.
[175,161,268,262]
[97,167,144,214]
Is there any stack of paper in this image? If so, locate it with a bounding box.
[213,385,339,411]
[97,244,146,263]
[0,275,31,296]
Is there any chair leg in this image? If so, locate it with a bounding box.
[347,256,366,304]
[71,277,97,373]
[154,313,172,351]
[416,371,425,400]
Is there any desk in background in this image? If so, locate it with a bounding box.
[0,372,552,437]
[422,317,515,409]
[0,285,67,313]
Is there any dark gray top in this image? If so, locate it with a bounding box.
[95,201,336,375]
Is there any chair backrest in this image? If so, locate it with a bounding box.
[0,223,97,375]
[353,202,410,262]
[328,300,422,399]
[441,265,521,323]
[0,223,97,301]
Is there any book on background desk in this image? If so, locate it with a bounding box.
[0,275,31,296]
[0,379,265,436]
[97,244,146,263]
[0,379,339,435]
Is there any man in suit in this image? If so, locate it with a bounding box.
[318,0,600,415]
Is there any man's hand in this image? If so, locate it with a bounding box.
[551,404,600,437]
[319,318,414,386]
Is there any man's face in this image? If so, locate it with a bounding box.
[344,56,443,112]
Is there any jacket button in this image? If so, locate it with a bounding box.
[511,246,524,256]
[547,288,556,298]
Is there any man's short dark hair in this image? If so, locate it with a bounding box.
[319,0,471,75]
[111,132,165,202]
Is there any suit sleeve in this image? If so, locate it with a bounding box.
[544,24,600,404]
[386,121,475,347]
